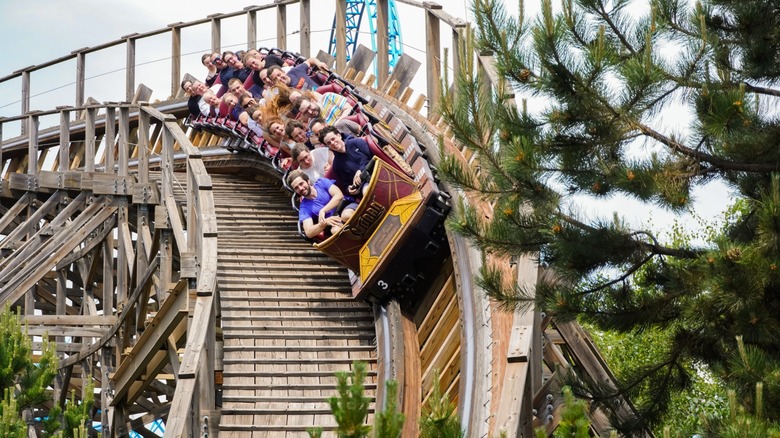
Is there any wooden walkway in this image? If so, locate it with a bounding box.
[211,175,377,437]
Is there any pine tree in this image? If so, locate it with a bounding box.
[373,380,405,438]
[309,361,372,438]
[439,0,780,433]
[419,371,463,438]
[534,387,591,438]
[0,305,93,437]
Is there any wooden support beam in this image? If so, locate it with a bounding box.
[425,10,441,118]
[76,52,86,106]
[118,107,130,176]
[23,315,118,327]
[0,192,32,235]
[128,320,188,405]
[170,25,181,99]
[376,0,389,85]
[104,107,116,172]
[126,37,136,102]
[299,0,311,57]
[21,71,30,134]
[495,307,536,437]
[210,15,221,54]
[58,109,71,172]
[111,286,187,405]
[335,0,347,72]
[55,216,116,270]
[276,4,287,50]
[176,294,214,379]
[165,293,215,438]
[246,9,257,50]
[137,108,150,184]
[85,106,96,172]
[27,113,39,176]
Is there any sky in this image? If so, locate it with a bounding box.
[0,0,729,239]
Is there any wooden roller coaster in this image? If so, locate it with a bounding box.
[0,1,650,437]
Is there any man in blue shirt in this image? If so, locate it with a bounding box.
[287,170,356,238]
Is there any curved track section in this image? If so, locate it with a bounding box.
[210,174,377,435]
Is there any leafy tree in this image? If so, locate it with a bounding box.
[439,0,780,433]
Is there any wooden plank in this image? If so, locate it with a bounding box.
[375,0,389,85]
[385,54,421,99]
[118,107,130,176]
[426,10,441,118]
[21,72,30,134]
[0,192,31,235]
[104,107,116,172]
[111,285,187,405]
[554,321,651,436]
[335,0,347,72]
[276,3,287,50]
[76,52,86,106]
[126,37,136,101]
[177,294,215,379]
[23,315,117,326]
[299,0,311,57]
[132,84,153,104]
[58,110,71,171]
[507,325,532,363]
[25,326,109,337]
[27,114,38,175]
[347,44,376,76]
[170,25,181,99]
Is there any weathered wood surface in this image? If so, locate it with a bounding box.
[212,175,377,436]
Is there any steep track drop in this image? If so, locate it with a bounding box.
[210,175,377,436]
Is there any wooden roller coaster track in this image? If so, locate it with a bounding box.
[0,1,651,437]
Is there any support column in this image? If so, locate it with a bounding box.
[300,0,311,57]
[125,35,137,102]
[425,8,442,118]
[246,8,257,50]
[76,51,86,106]
[170,24,182,99]
[276,4,287,50]
[335,0,347,72]
[376,0,389,85]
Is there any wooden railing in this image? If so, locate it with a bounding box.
[0,102,218,436]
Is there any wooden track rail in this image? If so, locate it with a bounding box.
[0,1,650,437]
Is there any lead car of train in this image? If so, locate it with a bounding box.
[314,153,451,303]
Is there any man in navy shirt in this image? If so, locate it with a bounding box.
[318,126,374,196]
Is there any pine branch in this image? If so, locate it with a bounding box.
[743,82,780,98]
[635,122,780,172]
[593,1,638,56]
